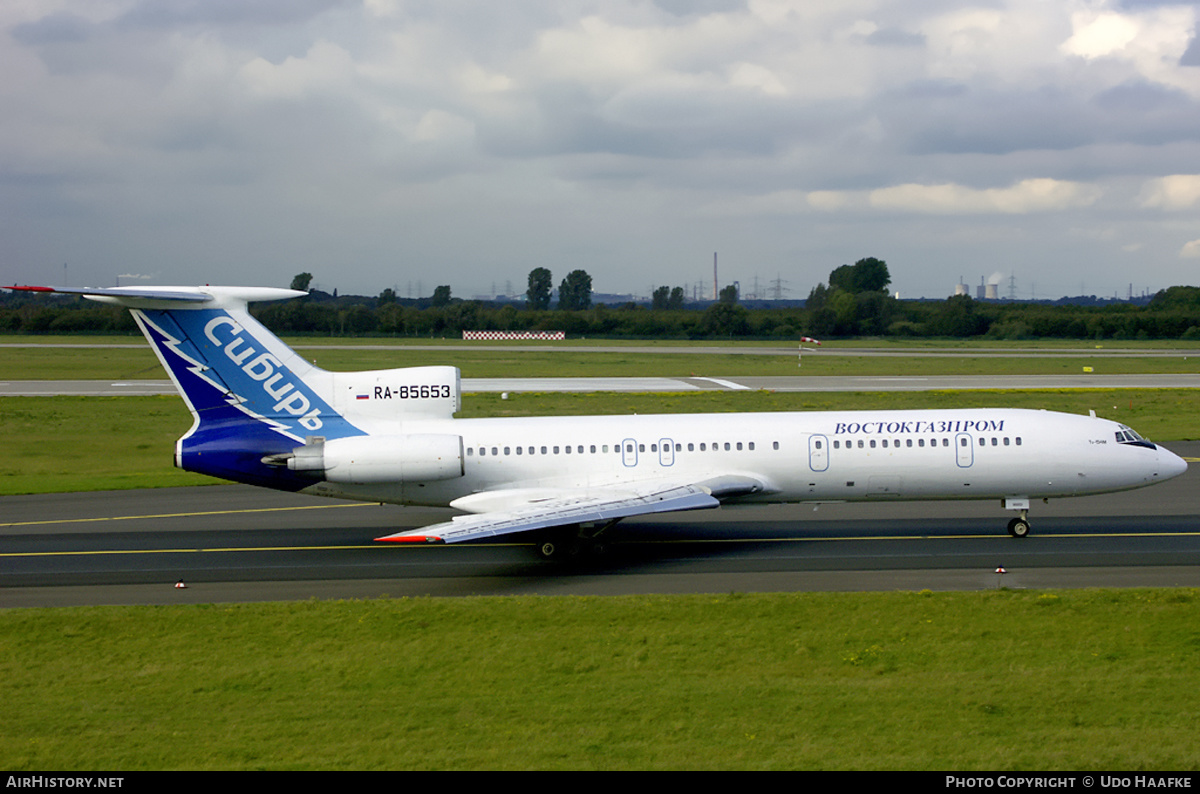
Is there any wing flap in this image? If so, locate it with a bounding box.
[376,483,719,545]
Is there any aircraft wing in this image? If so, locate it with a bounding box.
[375,474,771,544]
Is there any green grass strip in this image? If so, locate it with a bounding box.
[2,590,1199,770]
[4,338,1200,378]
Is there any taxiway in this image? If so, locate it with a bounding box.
[3,442,1197,607]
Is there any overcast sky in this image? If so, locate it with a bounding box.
[3,0,1199,301]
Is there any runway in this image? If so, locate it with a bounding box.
[4,442,1198,607]
[4,341,1199,358]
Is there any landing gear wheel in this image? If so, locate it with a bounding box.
[534,526,584,562]
[536,539,568,561]
[534,522,619,563]
[1007,517,1031,538]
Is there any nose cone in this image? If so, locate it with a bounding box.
[1158,447,1189,481]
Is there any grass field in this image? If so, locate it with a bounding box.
[4,337,1198,771]
[3,590,1198,770]
[4,335,1200,379]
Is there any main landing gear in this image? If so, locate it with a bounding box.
[534,522,618,562]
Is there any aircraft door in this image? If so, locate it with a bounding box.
[622,438,638,467]
[808,434,829,472]
[659,438,675,467]
[956,433,974,468]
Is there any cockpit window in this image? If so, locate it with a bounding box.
[1115,425,1155,449]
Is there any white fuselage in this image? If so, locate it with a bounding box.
[303,407,1185,510]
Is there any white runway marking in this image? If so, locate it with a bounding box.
[465,377,698,392]
[693,377,750,390]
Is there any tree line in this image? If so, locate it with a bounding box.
[4,264,1200,340]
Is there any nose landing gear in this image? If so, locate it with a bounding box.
[1004,498,1031,538]
[1007,514,1030,538]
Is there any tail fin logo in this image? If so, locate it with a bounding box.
[137,307,363,443]
[203,315,322,431]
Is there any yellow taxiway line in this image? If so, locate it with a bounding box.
[0,502,377,529]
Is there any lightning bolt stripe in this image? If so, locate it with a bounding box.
[132,308,364,490]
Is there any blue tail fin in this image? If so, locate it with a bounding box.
[12,285,363,489]
[9,284,462,491]
[128,294,368,489]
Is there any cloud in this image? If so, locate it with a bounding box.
[11,13,94,45]
[412,109,475,144]
[1181,239,1200,259]
[1062,6,1199,97]
[707,178,1105,218]
[727,62,787,95]
[3,1,1200,300]
[117,0,352,30]
[806,190,854,212]
[869,179,1102,214]
[1062,12,1140,58]
[237,41,356,100]
[865,27,926,48]
[1183,34,1200,66]
[1139,174,1200,210]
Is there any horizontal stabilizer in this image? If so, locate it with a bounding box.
[8,285,212,302]
[5,285,304,307]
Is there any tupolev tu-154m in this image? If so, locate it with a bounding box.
[8,284,1187,559]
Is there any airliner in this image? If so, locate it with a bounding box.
[9,284,1188,559]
